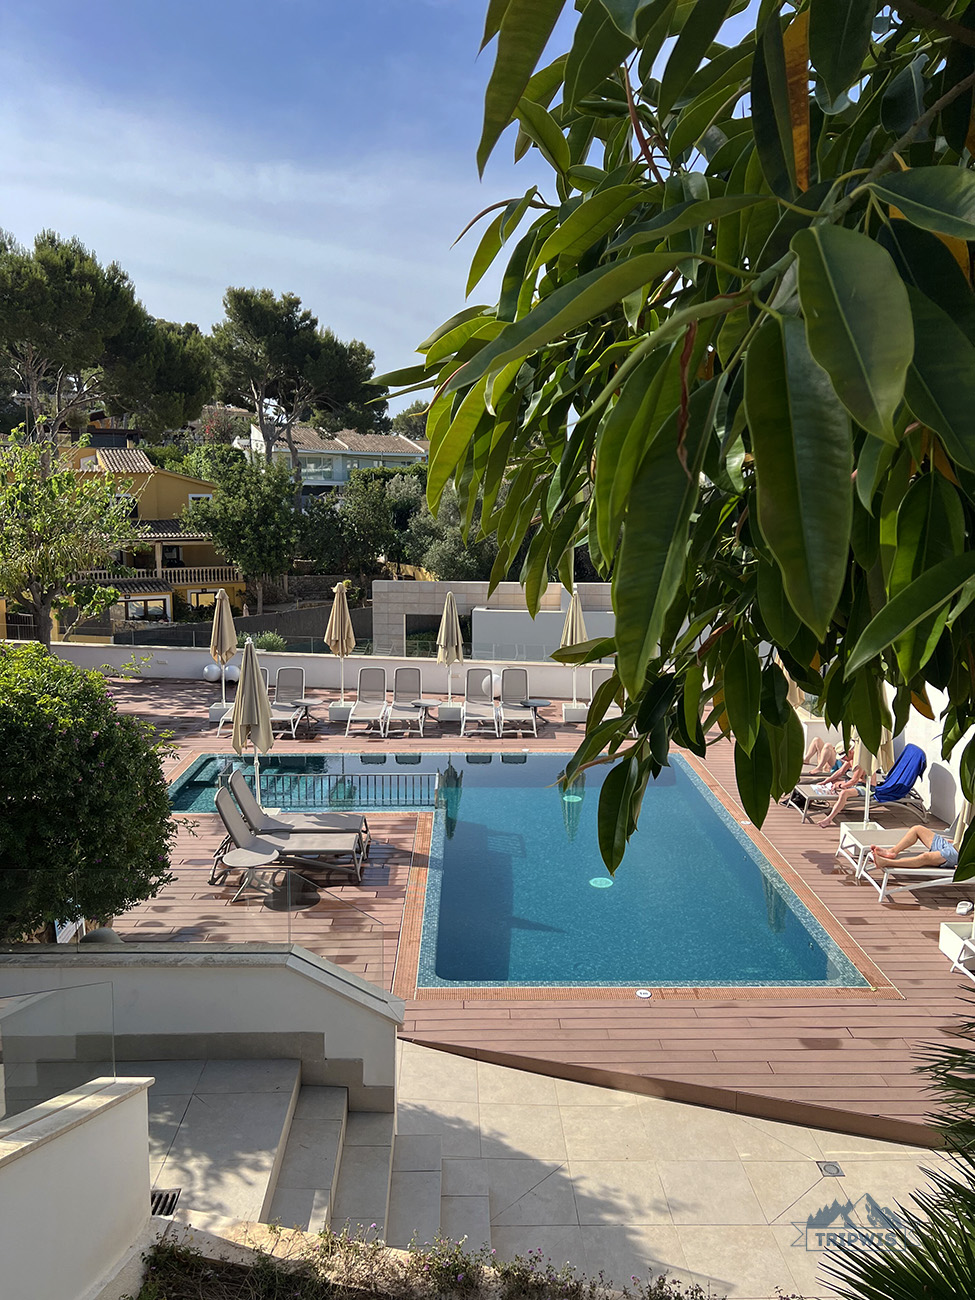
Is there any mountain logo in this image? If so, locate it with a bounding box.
[792,1193,913,1251]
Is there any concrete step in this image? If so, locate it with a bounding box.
[266,1086,349,1232]
[386,1134,443,1248]
[439,1156,491,1250]
[331,1111,396,1239]
[117,1058,301,1230]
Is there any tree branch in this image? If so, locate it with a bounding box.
[895,0,975,47]
[621,68,666,185]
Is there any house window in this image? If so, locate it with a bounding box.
[187,493,212,503]
[125,598,169,621]
[189,590,218,607]
[162,545,183,567]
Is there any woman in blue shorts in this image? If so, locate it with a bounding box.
[870,826,959,873]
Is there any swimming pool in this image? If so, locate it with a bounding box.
[170,751,868,989]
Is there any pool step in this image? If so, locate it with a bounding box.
[266,1086,349,1232]
[386,1134,443,1247]
[439,1156,491,1250]
[331,1111,397,1238]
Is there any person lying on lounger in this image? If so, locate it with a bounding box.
[802,740,854,777]
[870,827,959,872]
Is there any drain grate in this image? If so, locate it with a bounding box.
[150,1188,182,1216]
[817,1161,845,1178]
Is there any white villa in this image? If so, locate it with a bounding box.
[235,424,428,493]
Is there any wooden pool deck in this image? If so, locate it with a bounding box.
[112,677,975,1142]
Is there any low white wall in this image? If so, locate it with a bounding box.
[472,607,615,661]
[0,1077,151,1300]
[0,945,403,1092]
[38,639,589,701]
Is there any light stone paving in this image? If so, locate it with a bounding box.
[396,1042,946,1300]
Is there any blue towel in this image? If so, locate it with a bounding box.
[874,743,926,803]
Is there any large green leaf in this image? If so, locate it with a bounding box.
[756,559,801,645]
[478,0,567,173]
[879,220,975,348]
[750,14,794,198]
[597,754,640,873]
[533,185,645,270]
[734,728,773,827]
[613,382,716,695]
[868,168,975,242]
[516,98,571,174]
[724,637,762,755]
[599,0,666,40]
[904,287,975,470]
[846,552,975,676]
[611,194,766,250]
[888,472,965,678]
[746,316,852,639]
[792,224,913,444]
[658,0,735,118]
[563,0,634,108]
[446,252,692,394]
[809,0,878,104]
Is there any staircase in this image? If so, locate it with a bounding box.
[129,1060,457,1247]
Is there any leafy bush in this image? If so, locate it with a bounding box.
[237,631,287,652]
[0,643,175,940]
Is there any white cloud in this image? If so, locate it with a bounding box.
[0,54,544,396]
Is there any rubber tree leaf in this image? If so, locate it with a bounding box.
[792,224,913,444]
[427,379,489,510]
[659,0,735,119]
[782,9,811,190]
[613,382,718,695]
[478,0,567,173]
[564,0,634,109]
[533,185,645,270]
[599,0,666,40]
[516,98,571,175]
[768,707,804,802]
[868,167,975,242]
[846,552,975,676]
[597,753,640,873]
[809,0,878,105]
[724,637,762,755]
[446,252,692,394]
[904,288,975,471]
[888,472,965,679]
[751,13,795,198]
[610,194,767,250]
[847,669,887,755]
[746,316,852,638]
[757,559,801,645]
[734,727,773,827]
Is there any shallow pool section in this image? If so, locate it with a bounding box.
[170,751,868,989]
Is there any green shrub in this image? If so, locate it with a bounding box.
[237,631,287,652]
[0,643,175,940]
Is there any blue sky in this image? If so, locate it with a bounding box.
[0,0,569,398]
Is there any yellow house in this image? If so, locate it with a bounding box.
[68,447,246,623]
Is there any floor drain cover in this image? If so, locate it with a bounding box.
[817,1161,844,1177]
[150,1188,182,1216]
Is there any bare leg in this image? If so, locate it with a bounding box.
[873,848,946,872]
[803,737,825,764]
[869,826,931,861]
[817,786,856,827]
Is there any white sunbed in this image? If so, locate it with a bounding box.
[346,667,389,737]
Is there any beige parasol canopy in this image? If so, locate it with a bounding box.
[436,591,464,703]
[231,639,274,808]
[209,588,238,707]
[558,589,588,706]
[325,581,356,702]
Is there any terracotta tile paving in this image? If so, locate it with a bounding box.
[110,677,975,1140]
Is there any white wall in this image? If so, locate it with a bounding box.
[0,1077,151,1300]
[36,640,593,702]
[896,686,969,825]
[472,607,615,661]
[0,945,403,1092]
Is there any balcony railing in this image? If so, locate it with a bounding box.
[73,566,242,585]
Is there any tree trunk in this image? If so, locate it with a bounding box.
[256,580,264,616]
[35,599,54,650]
[282,427,303,507]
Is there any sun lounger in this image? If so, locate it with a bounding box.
[346,667,389,737]
[214,787,363,883]
[385,666,424,737]
[789,744,928,824]
[589,666,622,720]
[461,668,499,737]
[215,667,270,736]
[228,770,370,854]
[498,667,536,736]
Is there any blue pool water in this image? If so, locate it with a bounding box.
[170,751,867,989]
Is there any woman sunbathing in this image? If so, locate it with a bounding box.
[871,827,959,872]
